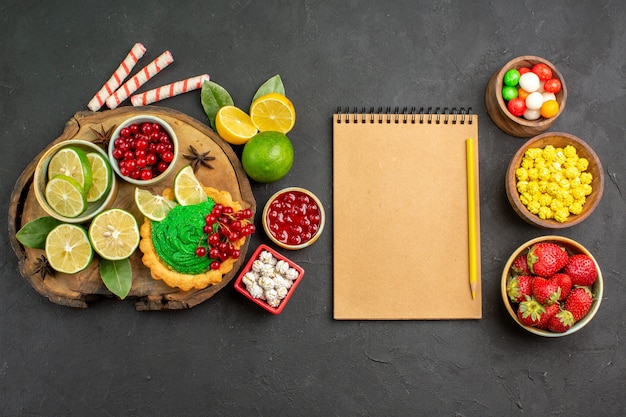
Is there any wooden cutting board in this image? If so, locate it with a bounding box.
[8,106,256,311]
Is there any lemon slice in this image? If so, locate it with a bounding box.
[44,175,87,218]
[134,187,178,221]
[88,208,140,260]
[45,224,93,274]
[86,152,113,203]
[47,146,93,192]
[173,165,208,206]
[249,92,296,134]
[215,105,259,145]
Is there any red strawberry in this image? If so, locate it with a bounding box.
[531,277,561,306]
[564,254,598,286]
[506,275,533,303]
[564,287,594,321]
[550,273,573,301]
[511,253,530,276]
[527,242,569,277]
[536,303,561,329]
[547,310,576,333]
[517,297,546,327]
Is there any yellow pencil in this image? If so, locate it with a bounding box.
[466,138,478,300]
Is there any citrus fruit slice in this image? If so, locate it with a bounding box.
[241,131,294,183]
[86,152,112,203]
[134,187,178,221]
[47,146,93,192]
[44,175,87,218]
[88,208,140,260]
[249,93,296,134]
[215,105,259,145]
[45,223,93,274]
[173,165,208,205]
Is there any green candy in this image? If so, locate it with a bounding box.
[502,86,518,101]
[503,69,521,87]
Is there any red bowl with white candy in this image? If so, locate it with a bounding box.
[234,244,305,314]
[262,187,325,250]
[108,115,179,185]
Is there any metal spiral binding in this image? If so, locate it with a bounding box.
[335,106,473,124]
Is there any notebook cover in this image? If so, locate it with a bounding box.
[333,110,482,320]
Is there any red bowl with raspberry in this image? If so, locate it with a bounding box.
[108,115,179,185]
[262,187,325,250]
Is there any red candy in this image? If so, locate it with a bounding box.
[507,97,527,117]
[543,78,562,93]
[531,63,553,81]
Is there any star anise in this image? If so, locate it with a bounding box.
[90,124,117,149]
[32,255,55,281]
[183,145,216,172]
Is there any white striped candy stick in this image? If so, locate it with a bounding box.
[130,74,210,106]
[105,50,174,109]
[87,42,146,111]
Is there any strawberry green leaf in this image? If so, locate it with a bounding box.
[201,80,234,130]
[99,257,132,300]
[16,216,62,249]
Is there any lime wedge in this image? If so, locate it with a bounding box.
[44,175,87,218]
[88,209,140,261]
[173,165,207,206]
[47,146,93,192]
[86,152,112,202]
[45,224,93,274]
[134,187,178,221]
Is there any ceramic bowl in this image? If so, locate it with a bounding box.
[262,187,325,250]
[234,244,305,314]
[485,55,567,138]
[505,132,604,229]
[108,115,179,185]
[501,236,603,337]
[33,139,118,224]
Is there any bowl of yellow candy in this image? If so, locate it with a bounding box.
[505,132,604,229]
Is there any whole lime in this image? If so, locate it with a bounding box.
[242,131,294,183]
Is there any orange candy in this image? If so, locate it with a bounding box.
[540,100,559,118]
[517,88,530,101]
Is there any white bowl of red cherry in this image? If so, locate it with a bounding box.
[262,187,325,250]
[108,115,179,185]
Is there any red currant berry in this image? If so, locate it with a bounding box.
[157,161,169,172]
[208,233,220,245]
[195,247,207,257]
[140,169,153,181]
[161,151,174,163]
[210,261,221,270]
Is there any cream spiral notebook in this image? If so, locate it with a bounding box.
[333,107,482,320]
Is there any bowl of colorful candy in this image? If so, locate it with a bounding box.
[501,235,603,337]
[108,115,179,185]
[33,139,119,224]
[505,132,604,229]
[234,244,305,314]
[485,55,567,137]
[262,187,325,250]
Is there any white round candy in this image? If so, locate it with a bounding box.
[542,92,556,102]
[525,92,544,110]
[519,72,541,92]
[524,108,541,120]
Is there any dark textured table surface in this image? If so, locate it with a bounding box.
[2,1,625,416]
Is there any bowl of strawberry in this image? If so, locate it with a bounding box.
[501,235,603,337]
[108,115,179,185]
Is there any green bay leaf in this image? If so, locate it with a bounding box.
[251,74,285,103]
[16,216,62,249]
[201,80,234,130]
[99,257,132,300]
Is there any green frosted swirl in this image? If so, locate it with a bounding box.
[152,198,215,275]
